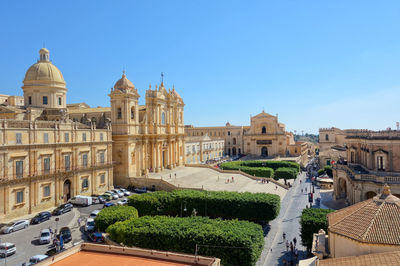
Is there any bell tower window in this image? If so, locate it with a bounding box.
[28,96,32,105]
[43,96,48,105]
[117,108,122,119]
[262,126,266,134]
[131,107,135,119]
[58,97,62,106]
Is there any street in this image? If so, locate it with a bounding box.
[0,196,130,265]
[257,168,325,266]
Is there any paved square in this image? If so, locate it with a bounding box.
[148,166,287,199]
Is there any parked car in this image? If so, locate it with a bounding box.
[106,191,119,200]
[28,255,48,265]
[52,203,73,215]
[119,188,131,196]
[103,202,115,208]
[85,218,95,232]
[57,227,72,243]
[0,242,16,258]
[92,196,105,204]
[1,220,29,234]
[88,232,104,243]
[117,199,128,205]
[31,211,51,224]
[101,193,112,201]
[69,195,92,206]
[40,229,51,244]
[112,189,124,198]
[133,187,147,194]
[89,210,101,219]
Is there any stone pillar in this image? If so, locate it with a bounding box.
[152,142,156,172]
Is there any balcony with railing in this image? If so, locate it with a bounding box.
[0,162,113,183]
[334,163,400,184]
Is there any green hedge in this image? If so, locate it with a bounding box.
[94,205,138,232]
[300,208,334,251]
[274,167,298,180]
[220,160,299,178]
[318,166,333,177]
[128,189,280,222]
[107,216,264,266]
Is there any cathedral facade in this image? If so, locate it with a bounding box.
[109,73,185,186]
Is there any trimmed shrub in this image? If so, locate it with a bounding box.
[317,166,332,177]
[274,167,297,180]
[107,216,264,266]
[324,165,332,177]
[128,189,280,222]
[300,208,334,251]
[94,205,138,232]
[220,160,299,178]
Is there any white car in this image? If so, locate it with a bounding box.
[39,229,51,244]
[120,188,131,196]
[89,210,101,219]
[1,220,29,234]
[117,199,128,205]
[0,242,16,258]
[85,218,95,232]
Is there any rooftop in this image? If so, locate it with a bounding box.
[319,250,400,266]
[52,250,199,266]
[328,185,400,245]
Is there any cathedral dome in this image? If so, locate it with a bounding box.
[23,48,66,89]
[114,71,135,91]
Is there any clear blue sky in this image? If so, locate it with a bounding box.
[1,1,400,133]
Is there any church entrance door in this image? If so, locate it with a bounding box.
[261,147,268,157]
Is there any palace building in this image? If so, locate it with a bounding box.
[0,48,113,221]
[185,111,312,166]
[332,129,400,204]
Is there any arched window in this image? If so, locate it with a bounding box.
[162,112,166,124]
[262,126,266,134]
[131,107,135,120]
[117,108,122,119]
[228,131,231,136]
[233,138,236,145]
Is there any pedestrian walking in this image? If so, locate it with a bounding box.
[286,240,289,251]
[282,232,286,241]
[293,237,297,246]
[77,217,81,227]
[301,188,303,193]
[169,174,172,179]
[290,242,293,253]
[305,187,307,192]
[174,173,177,178]
[231,176,234,182]
[275,185,278,190]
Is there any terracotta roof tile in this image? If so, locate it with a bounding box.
[320,250,400,266]
[328,186,400,245]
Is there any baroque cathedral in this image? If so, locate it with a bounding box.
[109,73,185,186]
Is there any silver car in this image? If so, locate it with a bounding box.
[106,191,119,200]
[120,188,131,196]
[112,189,124,198]
[39,229,51,244]
[1,220,29,234]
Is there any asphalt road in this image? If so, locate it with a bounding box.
[0,196,130,265]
